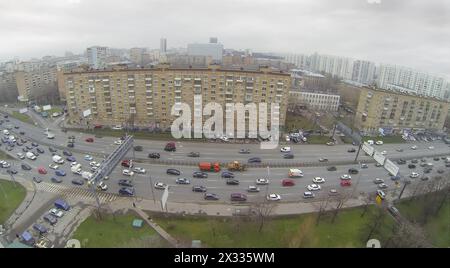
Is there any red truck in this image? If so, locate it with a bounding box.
[164,142,176,152]
[198,162,221,172]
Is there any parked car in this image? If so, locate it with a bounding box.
[43,214,57,225]
[33,177,42,183]
[408,164,416,169]
[303,191,315,198]
[38,167,47,174]
[119,187,135,196]
[71,178,84,185]
[63,150,72,156]
[84,155,93,161]
[118,179,133,187]
[21,163,32,170]
[55,170,66,176]
[377,190,386,199]
[49,208,64,218]
[51,177,62,183]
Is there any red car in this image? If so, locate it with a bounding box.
[94,124,103,129]
[340,180,352,187]
[38,167,47,175]
[121,159,133,168]
[85,137,94,143]
[282,179,295,187]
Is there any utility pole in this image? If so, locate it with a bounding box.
[354,143,362,163]
[149,175,156,204]
[398,178,410,200]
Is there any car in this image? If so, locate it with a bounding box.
[25,145,33,150]
[90,161,101,167]
[326,141,335,146]
[411,159,419,164]
[410,172,420,178]
[347,148,356,153]
[16,153,25,159]
[433,157,440,161]
[360,163,368,169]
[43,214,58,225]
[283,153,294,159]
[420,176,430,181]
[148,152,160,159]
[85,138,94,143]
[112,125,123,130]
[378,183,388,189]
[327,166,337,171]
[348,168,359,174]
[133,167,146,174]
[318,157,328,162]
[377,190,386,199]
[21,147,28,153]
[239,148,250,154]
[133,145,143,151]
[411,145,418,150]
[282,179,295,186]
[33,223,48,235]
[446,163,450,168]
[6,146,12,151]
[247,185,261,192]
[396,148,404,152]
[373,178,384,184]
[49,208,64,218]
[33,177,42,183]
[381,151,387,155]
[219,135,229,142]
[256,178,269,185]
[188,152,200,157]
[154,182,167,190]
[408,164,416,169]
[307,184,321,191]
[329,189,338,195]
[420,162,429,167]
[121,169,134,176]
[437,169,444,174]
[226,179,239,185]
[388,206,399,216]
[375,140,384,145]
[428,146,434,150]
[340,180,352,187]
[166,168,181,175]
[63,150,73,157]
[230,193,247,202]
[19,131,25,135]
[97,181,108,191]
[84,155,93,161]
[118,179,133,187]
[204,193,219,200]
[7,169,18,175]
[36,148,44,154]
[66,156,76,162]
[21,163,32,170]
[397,159,406,165]
[48,163,59,170]
[38,167,47,174]
[340,174,352,180]
[303,191,315,198]
[247,157,262,163]
[114,140,123,145]
[192,185,207,192]
[176,178,191,184]
[280,146,291,153]
[55,170,66,176]
[193,171,208,178]
[266,194,281,201]
[51,177,62,183]
[312,177,325,183]
[221,171,234,178]
[31,142,38,147]
[71,178,84,185]
[67,143,74,148]
[119,187,135,196]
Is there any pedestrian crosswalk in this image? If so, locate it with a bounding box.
[35,182,118,204]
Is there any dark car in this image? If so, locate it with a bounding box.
[347,148,356,153]
[239,148,250,154]
[397,159,406,165]
[411,159,419,164]
[446,163,450,168]
[14,126,19,129]
[420,176,430,181]
[71,178,84,185]
[66,156,76,162]
[67,143,74,148]
[433,157,440,161]
[33,224,48,235]
[387,206,399,217]
[188,152,200,157]
[348,168,359,174]
[437,169,444,174]
[55,170,66,176]
[51,177,62,183]
[221,171,235,178]
[43,214,57,225]
[21,163,32,170]
[327,166,337,171]
[166,168,181,175]
[49,147,57,153]
[424,168,432,174]
[22,147,28,153]
[408,164,416,169]
[193,171,208,178]
[33,177,42,183]
[31,142,38,147]
[26,145,33,150]
[63,150,72,156]
[7,169,18,174]
[230,193,247,201]
[118,179,133,187]
[248,157,262,164]
[148,152,160,159]
[16,141,23,146]
[375,163,383,167]
[192,185,207,192]
[226,178,240,185]
[283,153,294,159]
[36,147,44,154]
[204,193,219,200]
[119,187,135,196]
[19,131,25,135]
[133,146,143,152]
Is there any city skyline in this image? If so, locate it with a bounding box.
[0,0,448,78]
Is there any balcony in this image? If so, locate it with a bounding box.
[175,88,181,93]
[128,84,134,87]
[145,83,152,87]
[145,77,152,81]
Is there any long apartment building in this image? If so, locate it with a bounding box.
[63,63,291,130]
[15,66,58,102]
[355,87,449,135]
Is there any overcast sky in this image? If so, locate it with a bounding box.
[0,0,449,77]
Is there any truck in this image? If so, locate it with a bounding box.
[164,141,176,152]
[82,171,93,180]
[198,162,221,172]
[71,164,82,175]
[52,155,64,164]
[227,161,247,171]
[26,152,37,160]
[288,168,303,178]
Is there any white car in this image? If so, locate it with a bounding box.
[91,166,98,172]
[285,135,290,142]
[381,150,387,155]
[97,181,108,191]
[114,140,123,145]
[219,135,229,142]
[154,182,167,190]
[411,145,418,150]
[280,146,291,153]
[340,174,352,180]
[266,194,281,201]
[326,141,335,146]
[256,178,269,185]
[70,162,78,167]
[112,125,123,130]
[49,208,64,218]
[303,191,315,198]
[428,146,434,150]
[48,163,59,170]
[122,169,134,176]
[377,190,386,199]
[133,167,146,174]
[312,177,325,184]
[375,140,384,145]
[89,161,100,167]
[307,184,321,191]
[17,153,25,159]
[410,172,420,178]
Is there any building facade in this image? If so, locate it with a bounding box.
[15,67,58,102]
[289,90,340,112]
[355,87,449,134]
[64,64,291,132]
[187,40,223,62]
[351,60,376,85]
[87,46,109,69]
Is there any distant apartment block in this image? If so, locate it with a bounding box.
[15,66,58,102]
[289,89,340,112]
[87,46,109,69]
[187,39,223,62]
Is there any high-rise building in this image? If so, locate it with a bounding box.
[130,48,146,65]
[351,60,376,85]
[377,64,447,99]
[160,38,167,53]
[87,46,109,69]
[187,39,223,62]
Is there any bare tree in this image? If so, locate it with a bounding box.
[250,202,276,233]
[360,192,372,218]
[315,196,330,225]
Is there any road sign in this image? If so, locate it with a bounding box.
[161,186,169,210]
[373,151,386,165]
[384,159,399,176]
[362,142,374,156]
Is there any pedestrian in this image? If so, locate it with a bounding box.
[132,202,136,208]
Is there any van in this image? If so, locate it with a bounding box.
[288,168,303,178]
[54,199,70,211]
